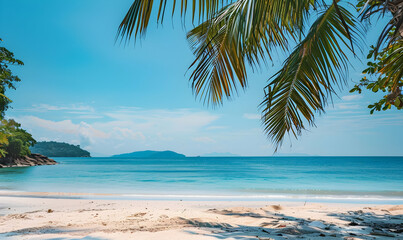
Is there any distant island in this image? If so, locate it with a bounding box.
[30,141,91,157]
[112,150,185,159]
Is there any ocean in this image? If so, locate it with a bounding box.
[0,156,402,204]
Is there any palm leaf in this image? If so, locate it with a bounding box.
[186,0,314,105]
[261,2,361,149]
[117,0,230,41]
[359,0,403,55]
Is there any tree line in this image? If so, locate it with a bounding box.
[0,39,36,160]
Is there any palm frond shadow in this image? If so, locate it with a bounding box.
[183,208,403,239]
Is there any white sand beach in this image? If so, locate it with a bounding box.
[0,193,402,239]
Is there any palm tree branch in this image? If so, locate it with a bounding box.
[117,0,230,42]
[186,0,314,105]
[261,2,362,150]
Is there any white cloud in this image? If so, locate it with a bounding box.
[206,125,227,130]
[28,104,95,112]
[13,102,403,157]
[341,94,363,101]
[22,116,79,134]
[193,136,216,143]
[110,127,146,140]
[75,114,104,119]
[243,113,260,120]
[103,108,219,134]
[15,108,220,156]
[18,116,108,147]
[335,103,361,110]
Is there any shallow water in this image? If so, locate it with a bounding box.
[0,156,402,203]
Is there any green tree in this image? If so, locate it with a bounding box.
[0,119,36,158]
[350,44,403,113]
[0,38,23,119]
[0,40,36,158]
[6,138,23,159]
[116,0,402,150]
[0,124,9,157]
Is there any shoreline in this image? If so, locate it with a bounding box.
[1,190,402,205]
[0,196,402,239]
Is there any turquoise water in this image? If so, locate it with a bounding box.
[0,156,402,203]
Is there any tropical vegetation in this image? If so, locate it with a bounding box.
[116,0,403,150]
[30,141,91,157]
[0,39,36,159]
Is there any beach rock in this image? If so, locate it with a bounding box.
[275,226,320,235]
[370,229,395,237]
[0,154,57,168]
[270,205,282,211]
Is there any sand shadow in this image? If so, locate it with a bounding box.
[179,210,328,240]
[47,237,109,240]
[327,210,403,237]
[183,207,403,239]
[0,226,108,240]
[1,206,402,239]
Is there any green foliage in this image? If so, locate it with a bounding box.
[186,0,313,105]
[0,119,36,158]
[0,40,37,159]
[350,44,403,114]
[30,141,91,157]
[357,0,403,54]
[7,138,23,158]
[352,1,403,114]
[261,2,361,148]
[0,38,24,119]
[116,0,229,41]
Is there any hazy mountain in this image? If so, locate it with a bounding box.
[112,150,185,159]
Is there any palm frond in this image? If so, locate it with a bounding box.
[359,0,403,55]
[117,0,230,42]
[187,0,314,105]
[261,2,362,149]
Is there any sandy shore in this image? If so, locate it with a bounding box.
[0,194,402,239]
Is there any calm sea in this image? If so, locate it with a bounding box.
[0,156,402,203]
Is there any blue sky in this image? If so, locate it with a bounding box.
[1,0,402,156]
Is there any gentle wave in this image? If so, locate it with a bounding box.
[239,189,403,197]
[2,191,403,203]
[1,190,403,203]
[120,193,403,201]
